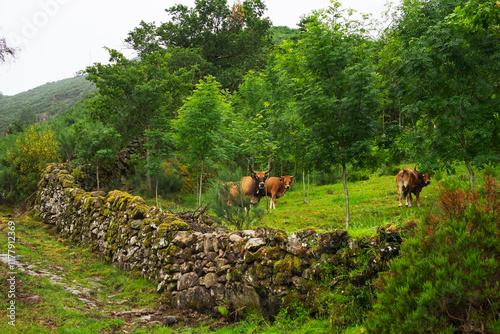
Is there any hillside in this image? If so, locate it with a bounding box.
[0,75,95,134]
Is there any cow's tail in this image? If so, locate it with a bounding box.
[402,170,410,198]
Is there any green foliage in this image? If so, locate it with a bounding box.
[73,121,121,191]
[86,49,196,142]
[85,48,199,193]
[449,0,500,37]
[365,176,500,333]
[174,76,232,205]
[4,124,60,191]
[208,180,264,230]
[127,165,184,199]
[125,0,272,91]
[346,170,370,182]
[273,1,381,227]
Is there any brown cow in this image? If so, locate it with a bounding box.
[396,168,431,207]
[225,158,273,205]
[262,175,295,209]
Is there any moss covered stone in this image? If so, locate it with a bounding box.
[157,220,189,233]
[273,254,301,277]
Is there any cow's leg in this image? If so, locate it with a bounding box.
[406,193,412,207]
[398,185,403,207]
[398,184,403,206]
[398,188,402,207]
[415,191,421,207]
[270,195,276,209]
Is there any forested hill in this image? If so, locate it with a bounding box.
[0,75,95,134]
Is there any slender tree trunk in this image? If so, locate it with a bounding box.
[302,169,308,203]
[96,160,100,191]
[199,159,204,206]
[156,174,159,207]
[465,159,474,192]
[307,171,310,203]
[342,163,350,229]
[146,149,152,194]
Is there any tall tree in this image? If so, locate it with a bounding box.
[382,0,500,190]
[125,0,272,90]
[85,49,199,192]
[173,76,231,205]
[143,129,174,206]
[288,2,381,228]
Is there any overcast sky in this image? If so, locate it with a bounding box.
[0,0,394,96]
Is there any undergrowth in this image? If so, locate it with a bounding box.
[364,176,500,333]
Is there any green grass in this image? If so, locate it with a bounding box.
[254,172,439,236]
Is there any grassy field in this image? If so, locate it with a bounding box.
[256,172,440,236]
[0,166,482,333]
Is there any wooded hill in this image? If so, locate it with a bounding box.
[0,75,95,135]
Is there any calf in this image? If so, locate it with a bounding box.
[396,168,431,207]
[262,175,295,209]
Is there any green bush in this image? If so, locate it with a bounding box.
[482,163,499,180]
[364,176,500,333]
[208,180,264,230]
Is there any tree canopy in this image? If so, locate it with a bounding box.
[125,0,272,90]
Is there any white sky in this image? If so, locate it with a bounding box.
[0,0,395,96]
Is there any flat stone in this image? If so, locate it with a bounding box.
[245,238,266,251]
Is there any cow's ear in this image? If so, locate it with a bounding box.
[280,177,284,182]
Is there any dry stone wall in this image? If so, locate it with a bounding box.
[35,163,404,316]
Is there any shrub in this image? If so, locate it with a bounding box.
[364,176,500,333]
[208,180,264,230]
[3,124,60,198]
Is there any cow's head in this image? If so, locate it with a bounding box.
[281,175,295,190]
[419,171,431,186]
[247,158,273,190]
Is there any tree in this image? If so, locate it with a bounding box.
[173,76,231,205]
[125,0,272,90]
[85,49,198,192]
[143,129,174,206]
[73,121,121,191]
[287,2,381,228]
[382,0,500,190]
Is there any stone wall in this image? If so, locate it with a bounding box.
[35,163,404,316]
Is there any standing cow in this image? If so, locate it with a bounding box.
[262,175,295,209]
[225,158,273,205]
[396,168,431,207]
